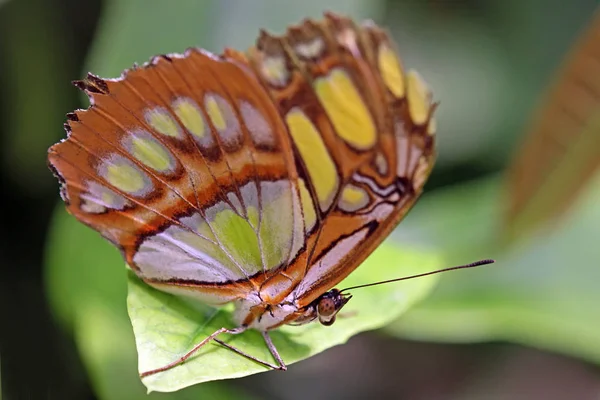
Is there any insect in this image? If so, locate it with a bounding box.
[48,12,490,378]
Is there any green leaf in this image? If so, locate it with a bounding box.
[387,173,600,365]
[76,298,244,400]
[130,245,441,392]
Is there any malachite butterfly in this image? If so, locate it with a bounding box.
[47,12,479,381]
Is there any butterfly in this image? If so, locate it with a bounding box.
[48,12,438,377]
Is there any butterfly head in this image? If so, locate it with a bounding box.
[313,289,352,326]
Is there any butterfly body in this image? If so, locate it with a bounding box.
[48,12,436,375]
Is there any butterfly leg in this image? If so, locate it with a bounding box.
[139,326,248,378]
[263,331,287,371]
[213,331,287,371]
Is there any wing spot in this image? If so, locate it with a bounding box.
[375,153,388,175]
[339,184,370,212]
[172,97,211,144]
[98,154,153,197]
[259,56,289,87]
[205,95,226,130]
[123,130,176,173]
[427,117,437,136]
[298,178,316,233]
[240,100,275,148]
[406,70,433,126]
[80,182,132,214]
[145,107,182,138]
[315,68,376,150]
[413,157,430,190]
[80,202,106,214]
[286,108,339,212]
[294,38,325,59]
[378,43,405,98]
[83,181,130,212]
[240,182,259,229]
[204,93,242,148]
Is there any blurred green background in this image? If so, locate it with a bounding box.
[1,0,600,399]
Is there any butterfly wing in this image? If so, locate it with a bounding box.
[244,13,437,306]
[48,49,307,305]
[48,13,436,311]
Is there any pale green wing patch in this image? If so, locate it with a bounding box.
[132,180,305,284]
[210,206,263,272]
[130,245,441,392]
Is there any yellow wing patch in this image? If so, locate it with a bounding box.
[286,108,339,212]
[339,184,369,212]
[105,162,147,194]
[315,68,376,150]
[173,98,207,139]
[406,70,432,125]
[298,178,317,233]
[205,95,227,131]
[145,108,182,138]
[130,136,173,172]
[378,44,405,98]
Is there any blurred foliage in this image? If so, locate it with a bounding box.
[504,9,600,239]
[84,0,216,78]
[389,172,600,364]
[0,0,71,194]
[0,0,597,398]
[384,2,600,366]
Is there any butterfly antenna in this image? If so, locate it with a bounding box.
[339,259,495,293]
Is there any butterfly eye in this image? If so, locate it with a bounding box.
[317,297,337,326]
